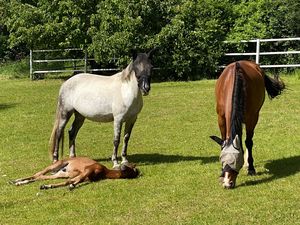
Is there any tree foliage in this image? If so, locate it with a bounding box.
[2,0,300,79]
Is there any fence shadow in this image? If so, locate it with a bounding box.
[239,155,300,187]
[96,153,219,166]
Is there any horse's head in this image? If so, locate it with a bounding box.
[210,135,244,189]
[120,163,140,179]
[131,49,155,96]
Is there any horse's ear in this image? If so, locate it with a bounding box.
[210,135,224,146]
[147,47,157,60]
[232,135,241,150]
[131,49,138,60]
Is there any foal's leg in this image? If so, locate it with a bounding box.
[112,118,123,169]
[11,160,68,185]
[53,110,73,162]
[68,112,85,158]
[40,171,88,190]
[121,117,137,165]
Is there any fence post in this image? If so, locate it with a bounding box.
[256,39,260,64]
[84,49,88,73]
[30,49,33,79]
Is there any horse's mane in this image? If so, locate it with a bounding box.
[229,62,245,144]
[121,61,134,80]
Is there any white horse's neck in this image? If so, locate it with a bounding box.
[120,62,141,102]
[121,62,135,81]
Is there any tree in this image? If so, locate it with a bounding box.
[6,0,98,49]
[89,0,233,79]
[0,0,9,58]
[152,0,233,79]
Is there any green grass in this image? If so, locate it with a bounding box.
[0,75,300,225]
[0,60,30,79]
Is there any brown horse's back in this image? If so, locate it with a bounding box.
[215,61,265,140]
[238,61,265,116]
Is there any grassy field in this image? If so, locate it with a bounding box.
[0,75,299,225]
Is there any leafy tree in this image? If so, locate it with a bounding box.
[6,0,98,49]
[225,0,300,66]
[88,0,179,67]
[89,0,233,79]
[152,0,233,79]
[226,0,299,41]
[0,0,9,58]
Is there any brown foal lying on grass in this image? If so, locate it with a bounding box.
[10,157,139,190]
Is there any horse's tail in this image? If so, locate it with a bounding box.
[229,61,245,144]
[264,74,285,99]
[49,102,64,160]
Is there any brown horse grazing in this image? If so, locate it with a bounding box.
[210,60,285,189]
[10,157,139,190]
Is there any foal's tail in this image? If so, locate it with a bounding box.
[49,102,64,160]
[264,74,285,99]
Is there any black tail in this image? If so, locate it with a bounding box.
[264,75,285,99]
[229,62,245,144]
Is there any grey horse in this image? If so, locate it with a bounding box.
[49,50,154,168]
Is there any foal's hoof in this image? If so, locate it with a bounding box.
[69,184,76,191]
[40,184,50,190]
[8,180,16,185]
[247,169,256,176]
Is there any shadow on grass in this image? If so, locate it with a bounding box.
[0,103,18,111]
[240,155,300,187]
[96,153,218,165]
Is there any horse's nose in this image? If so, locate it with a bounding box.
[144,82,150,93]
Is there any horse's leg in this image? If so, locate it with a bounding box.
[68,112,85,158]
[53,110,73,162]
[217,114,226,141]
[121,117,137,165]
[111,118,123,169]
[245,115,258,175]
[217,113,227,180]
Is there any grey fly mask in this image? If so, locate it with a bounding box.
[220,135,244,172]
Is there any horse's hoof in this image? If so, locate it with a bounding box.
[113,164,120,170]
[121,160,129,166]
[247,169,256,176]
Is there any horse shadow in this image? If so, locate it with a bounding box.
[240,155,300,187]
[96,153,219,166]
[0,103,18,111]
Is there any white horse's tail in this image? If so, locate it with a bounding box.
[49,102,64,160]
